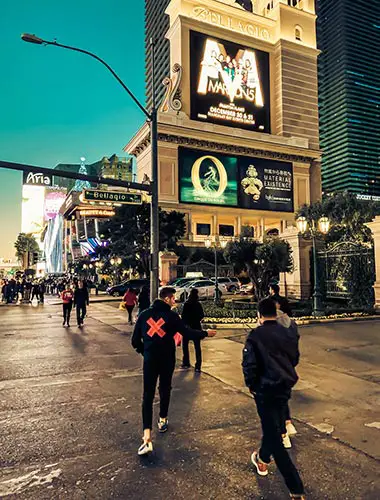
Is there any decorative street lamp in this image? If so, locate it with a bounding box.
[21,33,160,302]
[110,257,122,284]
[205,236,228,303]
[296,215,331,316]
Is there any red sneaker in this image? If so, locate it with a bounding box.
[251,451,268,476]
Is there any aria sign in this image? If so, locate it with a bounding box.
[23,171,52,186]
[179,147,293,212]
[190,31,270,132]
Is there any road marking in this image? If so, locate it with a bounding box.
[364,422,380,430]
[0,468,62,497]
[308,422,335,434]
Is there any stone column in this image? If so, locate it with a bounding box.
[279,226,312,300]
[235,216,242,237]
[366,217,380,311]
[212,214,219,237]
[187,212,193,242]
[159,251,179,285]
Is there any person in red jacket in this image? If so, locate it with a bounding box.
[123,288,138,325]
[61,283,74,327]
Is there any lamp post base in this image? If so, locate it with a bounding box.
[312,292,324,317]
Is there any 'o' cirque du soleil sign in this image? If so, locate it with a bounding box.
[179,147,293,212]
[82,190,142,205]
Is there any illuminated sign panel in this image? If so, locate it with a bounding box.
[21,185,46,235]
[77,209,116,218]
[179,149,238,207]
[179,148,293,213]
[190,31,270,132]
[82,190,142,205]
[23,171,52,186]
[44,188,67,221]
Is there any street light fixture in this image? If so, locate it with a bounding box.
[296,215,331,317]
[205,236,228,303]
[21,33,160,302]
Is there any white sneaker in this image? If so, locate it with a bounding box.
[137,440,153,456]
[282,433,292,449]
[251,451,268,477]
[286,422,298,436]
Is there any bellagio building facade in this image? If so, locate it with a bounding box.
[126,0,321,296]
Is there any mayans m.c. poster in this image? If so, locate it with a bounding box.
[190,30,270,132]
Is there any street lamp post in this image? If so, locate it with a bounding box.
[21,33,160,302]
[296,216,331,317]
[205,236,228,303]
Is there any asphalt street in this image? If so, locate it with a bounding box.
[0,300,379,499]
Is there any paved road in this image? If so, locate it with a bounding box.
[0,301,379,499]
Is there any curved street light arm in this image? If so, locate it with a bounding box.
[40,38,151,120]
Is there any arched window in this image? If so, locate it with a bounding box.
[295,25,303,41]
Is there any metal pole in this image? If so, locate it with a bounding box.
[150,38,160,302]
[214,246,219,304]
[312,234,323,316]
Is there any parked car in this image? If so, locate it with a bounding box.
[240,283,254,295]
[175,279,227,302]
[106,279,149,297]
[169,277,208,288]
[211,277,241,293]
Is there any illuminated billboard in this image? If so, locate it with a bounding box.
[21,185,46,236]
[179,149,238,207]
[179,148,293,213]
[44,188,67,221]
[190,31,270,132]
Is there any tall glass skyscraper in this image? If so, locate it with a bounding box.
[317,0,380,197]
[145,0,171,110]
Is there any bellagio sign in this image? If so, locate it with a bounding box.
[190,5,271,41]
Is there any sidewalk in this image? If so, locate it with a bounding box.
[182,321,380,461]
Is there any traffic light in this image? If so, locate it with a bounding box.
[32,252,39,265]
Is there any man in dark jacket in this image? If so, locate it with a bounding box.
[242,298,305,500]
[269,283,292,317]
[74,280,89,327]
[180,288,205,372]
[132,286,216,456]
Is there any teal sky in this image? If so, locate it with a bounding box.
[0,0,145,259]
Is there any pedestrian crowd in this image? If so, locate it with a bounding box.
[1,277,45,304]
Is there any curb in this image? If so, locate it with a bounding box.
[203,315,379,330]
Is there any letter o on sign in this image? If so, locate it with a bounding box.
[191,156,228,198]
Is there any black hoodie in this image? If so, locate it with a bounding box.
[132,299,208,360]
[242,320,299,398]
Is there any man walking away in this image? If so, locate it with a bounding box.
[269,283,292,317]
[272,296,300,447]
[74,280,89,327]
[242,298,305,500]
[31,281,40,303]
[132,286,216,456]
[181,288,205,372]
[138,285,150,316]
[61,283,74,327]
[39,280,46,304]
